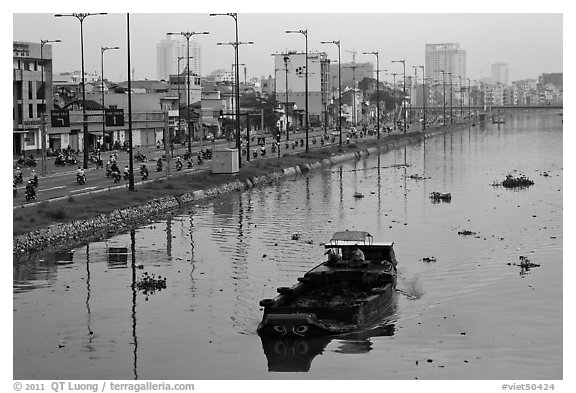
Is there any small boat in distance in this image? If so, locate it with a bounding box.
[257,230,398,337]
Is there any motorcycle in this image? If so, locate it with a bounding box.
[197,154,203,165]
[76,173,87,185]
[140,167,149,180]
[123,170,130,180]
[175,160,183,171]
[30,175,39,188]
[14,173,23,185]
[156,160,163,172]
[25,188,35,201]
[112,171,121,183]
[187,159,194,169]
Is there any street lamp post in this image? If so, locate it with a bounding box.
[363,51,380,138]
[391,72,398,127]
[283,55,291,140]
[448,72,453,124]
[176,56,192,145]
[417,65,426,131]
[100,45,119,157]
[167,31,209,154]
[286,29,309,152]
[458,75,463,119]
[55,12,107,169]
[231,62,245,119]
[40,39,61,177]
[392,59,406,133]
[467,78,472,120]
[127,13,134,191]
[216,40,254,167]
[211,13,251,168]
[320,40,341,146]
[440,70,447,127]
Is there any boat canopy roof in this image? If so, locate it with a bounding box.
[330,231,372,243]
[326,231,394,249]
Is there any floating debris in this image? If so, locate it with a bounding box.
[409,174,430,180]
[508,255,541,271]
[421,256,437,263]
[430,192,452,202]
[353,192,364,198]
[458,230,476,236]
[496,174,535,188]
[291,233,300,240]
[136,272,167,299]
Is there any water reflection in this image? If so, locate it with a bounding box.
[130,229,139,380]
[260,297,397,372]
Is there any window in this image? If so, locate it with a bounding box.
[29,104,34,119]
[25,132,35,147]
[28,81,33,99]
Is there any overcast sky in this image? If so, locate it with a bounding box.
[10,2,565,84]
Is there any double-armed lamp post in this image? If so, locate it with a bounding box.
[286,29,309,152]
[167,31,209,154]
[363,51,380,139]
[320,40,341,146]
[211,13,252,168]
[100,45,119,156]
[55,12,107,169]
[440,70,447,127]
[412,65,426,131]
[40,39,61,176]
[391,59,406,133]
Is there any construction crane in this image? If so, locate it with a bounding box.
[345,49,358,63]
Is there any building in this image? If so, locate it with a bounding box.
[273,51,331,130]
[156,35,201,81]
[425,43,466,86]
[13,41,55,154]
[491,62,509,85]
[330,62,374,87]
[539,73,562,90]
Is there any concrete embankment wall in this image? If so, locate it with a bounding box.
[13,124,466,258]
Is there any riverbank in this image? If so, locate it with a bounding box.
[13,121,468,260]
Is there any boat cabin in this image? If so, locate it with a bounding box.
[323,231,397,267]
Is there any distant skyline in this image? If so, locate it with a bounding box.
[11,5,564,84]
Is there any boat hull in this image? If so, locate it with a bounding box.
[258,275,396,337]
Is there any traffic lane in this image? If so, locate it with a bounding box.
[13,129,384,205]
[13,161,211,205]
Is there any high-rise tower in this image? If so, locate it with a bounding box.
[156,35,201,81]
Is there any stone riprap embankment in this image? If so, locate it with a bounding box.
[13,125,458,260]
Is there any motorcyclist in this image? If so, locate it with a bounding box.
[156,158,163,171]
[123,165,130,179]
[175,156,183,171]
[196,151,203,165]
[76,167,86,183]
[140,164,149,180]
[14,167,23,184]
[25,180,36,199]
[30,170,39,188]
[260,145,266,157]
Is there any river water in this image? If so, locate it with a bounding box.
[13,113,563,380]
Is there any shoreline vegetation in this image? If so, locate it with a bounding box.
[13,121,473,260]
